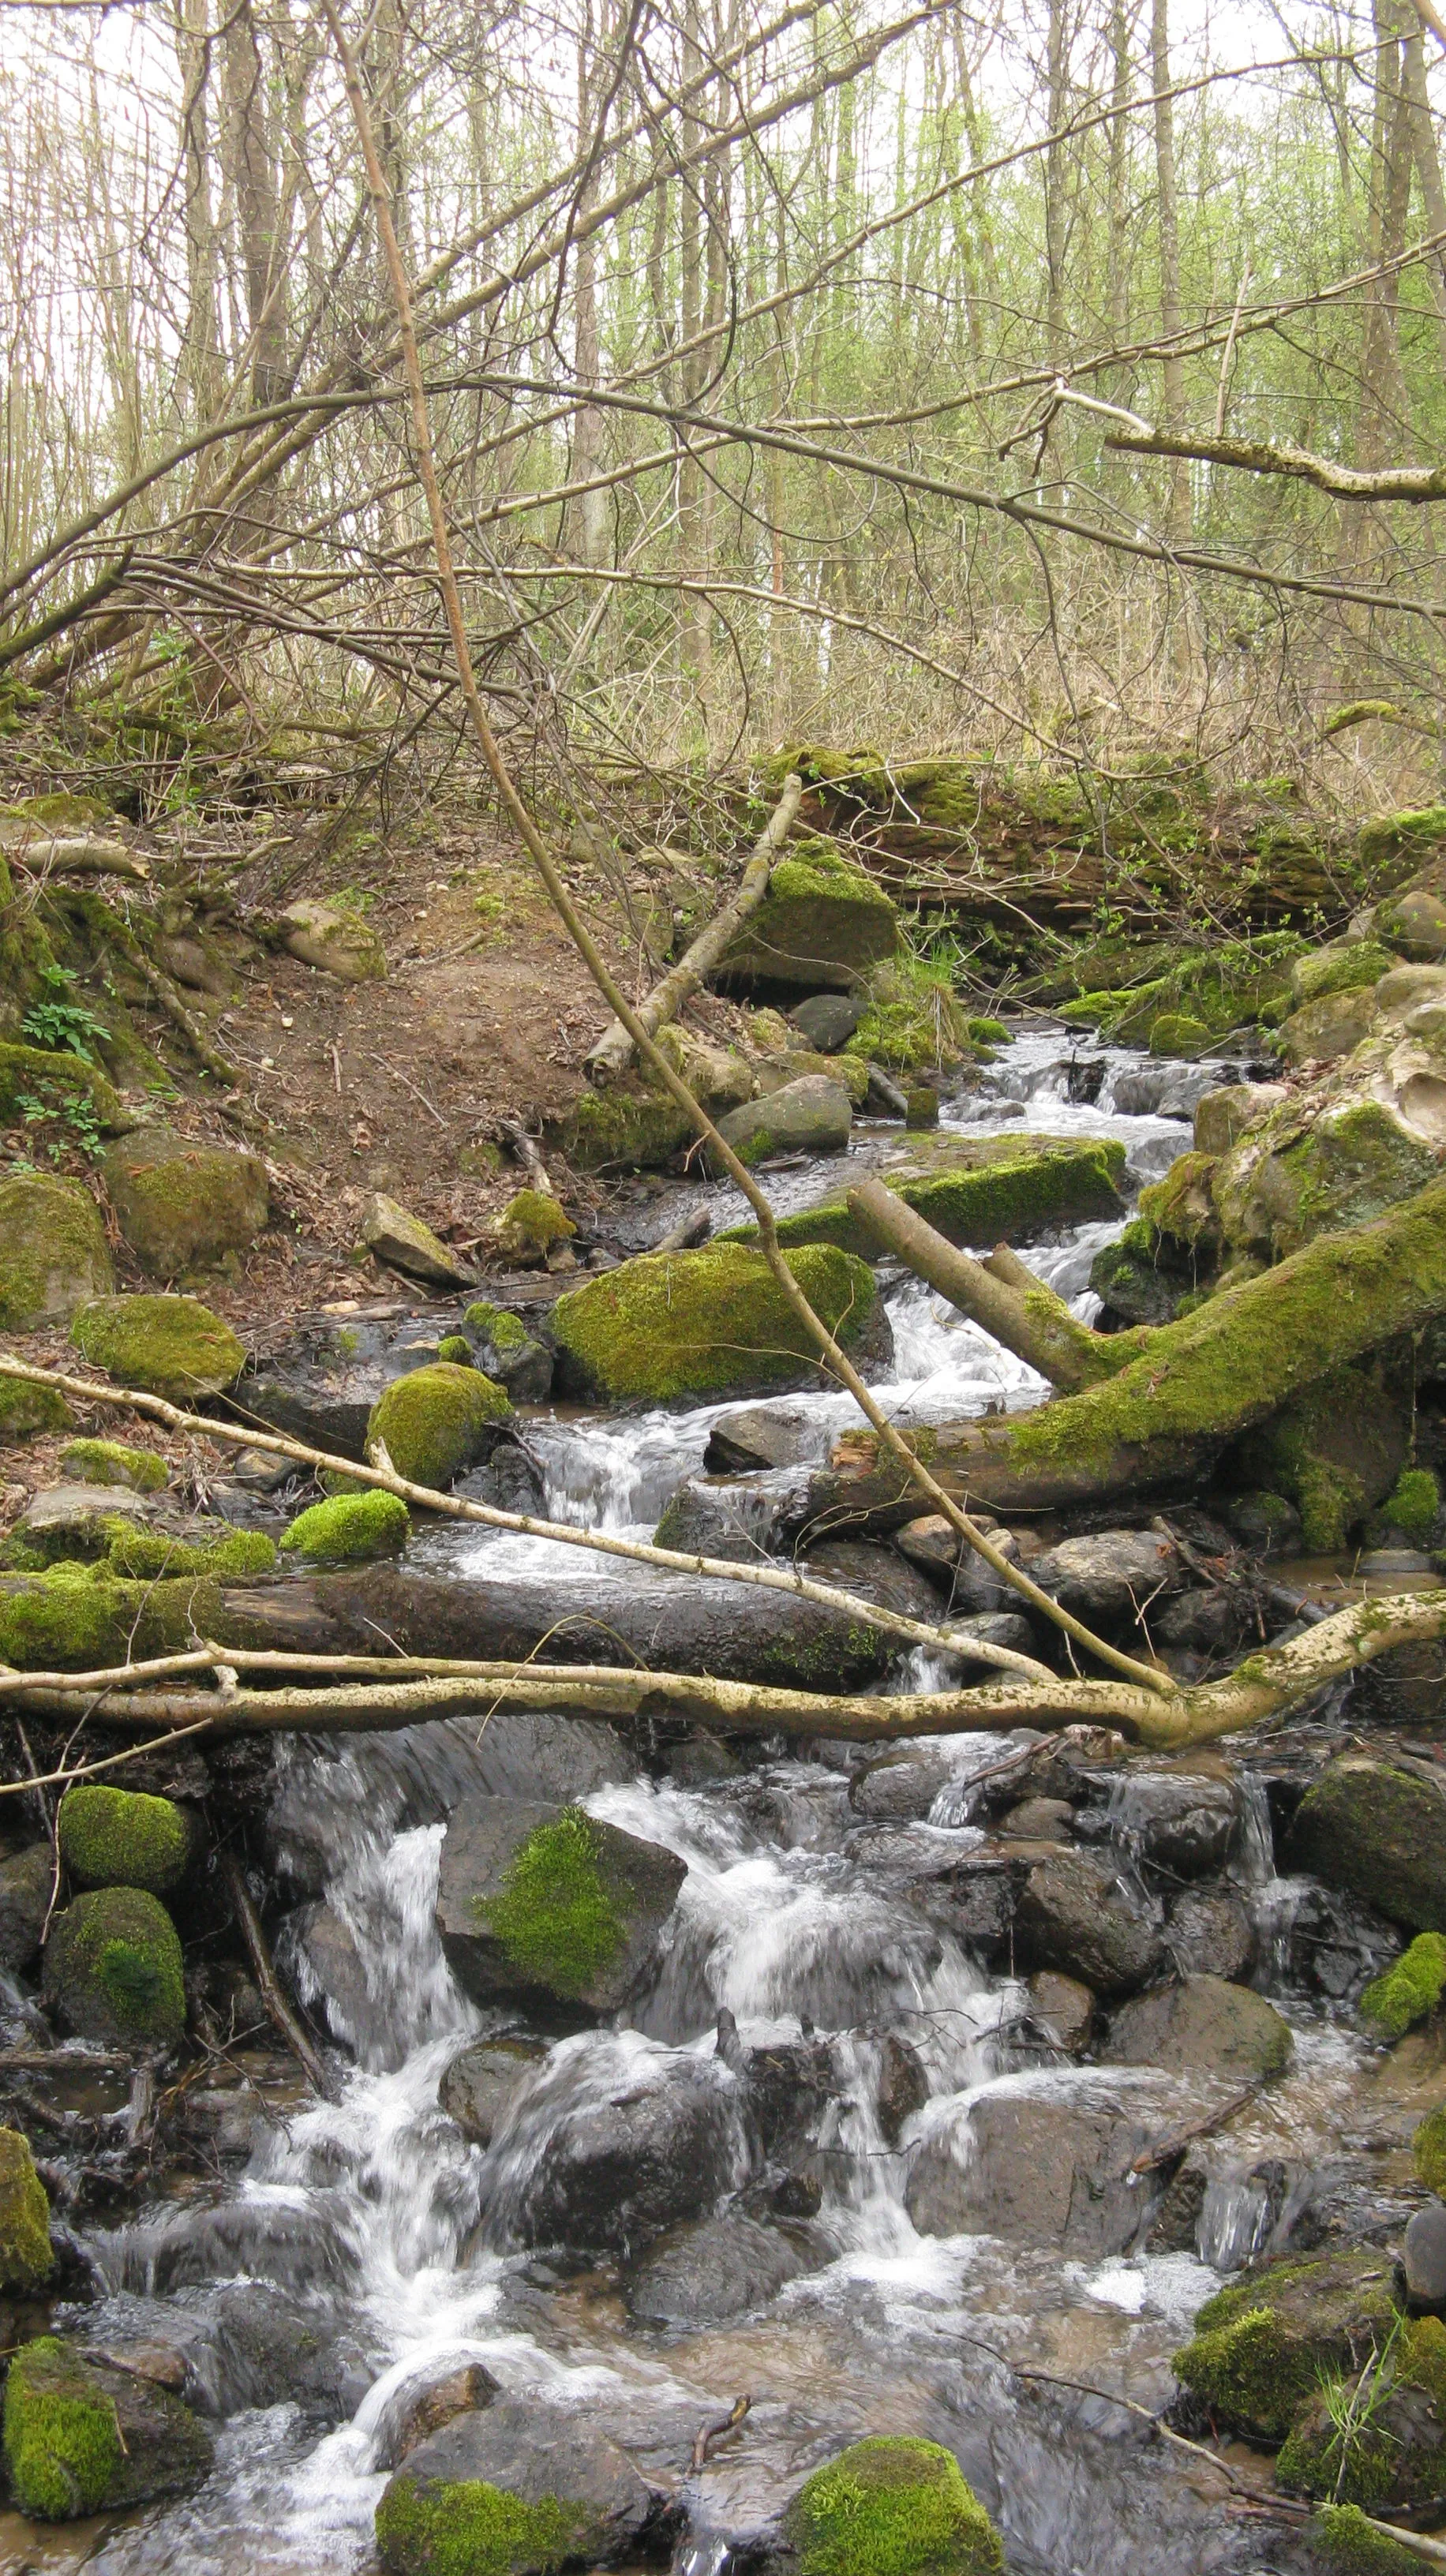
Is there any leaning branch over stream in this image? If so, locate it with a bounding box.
[2,1589,1441,1751]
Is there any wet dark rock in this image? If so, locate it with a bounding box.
[1148,2149,1209,2252]
[702,1405,815,1473]
[1027,1529,1182,1627]
[377,2394,679,2574]
[283,1897,372,2052]
[1225,1490,1305,1556]
[1025,1971,1096,2054]
[844,1825,1022,1961]
[1019,1726,1129,1803]
[624,2207,822,2327]
[721,2016,838,2177]
[372,2359,503,2469]
[654,1472,796,1561]
[797,1537,949,1625]
[1111,1062,1228,1118]
[1152,1588,1257,1657]
[892,1514,1017,1612]
[1073,1768,1240,1881]
[870,2031,929,2143]
[204,2281,374,2421]
[998,1796,1073,1840]
[788,993,863,1052]
[0,1843,53,1972]
[237,1311,469,1458]
[234,1559,899,1696]
[439,2036,543,2146]
[848,1741,970,1825]
[1266,1879,1399,2001]
[1280,2168,1422,2257]
[906,2074,1177,2254]
[498,2053,744,2256]
[436,1799,687,2026]
[1102,1974,1292,2082]
[1166,1888,1257,1983]
[1014,1850,1167,1995]
[1405,2201,1446,2307]
[451,1436,548,1516]
[1287,1754,1446,1932]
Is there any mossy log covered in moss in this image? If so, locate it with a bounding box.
[723,1135,1126,1260]
[804,1173,1446,1520]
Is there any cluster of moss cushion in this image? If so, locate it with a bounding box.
[32,1785,197,2050]
[480,1807,625,2001]
[549,1240,879,1405]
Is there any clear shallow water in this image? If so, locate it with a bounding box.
[75,1028,1347,2574]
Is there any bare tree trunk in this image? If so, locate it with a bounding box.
[1149,0,1189,546]
[572,0,612,568]
[172,0,225,421]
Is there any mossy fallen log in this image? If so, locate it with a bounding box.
[804,1173,1446,1522]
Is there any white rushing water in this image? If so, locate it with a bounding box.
[75,1025,1363,2576]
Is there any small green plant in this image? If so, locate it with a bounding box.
[13,1087,104,1163]
[21,968,110,1066]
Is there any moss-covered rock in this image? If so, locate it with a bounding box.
[375,2473,590,2576]
[58,1436,168,1492]
[709,1073,852,1170]
[97,1522,275,1583]
[71,1293,245,1401]
[1277,2318,1446,2510]
[100,1129,268,1278]
[1358,805,1446,889]
[841,957,980,1069]
[0,1565,245,1671]
[1291,942,1396,1007]
[1308,2501,1430,2573]
[1361,1933,1446,2039]
[1088,1222,1197,1327]
[57,1784,197,1896]
[437,1799,687,2019]
[279,896,387,982]
[43,1885,185,2047]
[1148,1011,1212,1057]
[2,2334,213,2519]
[280,1490,410,1562]
[1377,886,1446,960]
[1138,1151,1223,1262]
[549,1240,881,1406]
[1228,1362,1409,1551]
[0,1376,70,1442]
[1369,1466,1442,1546]
[0,1039,133,1134]
[366,1361,511,1488]
[490,1189,575,1264]
[0,1174,112,1328]
[718,834,899,989]
[1279,988,1380,1067]
[1414,2105,1446,2192]
[0,2127,51,2290]
[1172,2251,1400,2442]
[1223,1099,1441,1264]
[462,1301,553,1402]
[555,1080,695,1174]
[1287,1756,1446,1932]
[785,2436,1004,2576]
[726,1136,1126,1260]
[362,1192,473,1290]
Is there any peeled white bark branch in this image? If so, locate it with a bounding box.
[582,771,804,1085]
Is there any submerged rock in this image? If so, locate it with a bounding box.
[438,2036,542,2147]
[550,1240,889,1406]
[101,1129,268,1277]
[624,2207,821,2327]
[436,1799,686,2024]
[494,2045,744,2256]
[0,1173,112,1328]
[2,2334,213,2518]
[907,2075,1174,2255]
[1100,1973,1292,2081]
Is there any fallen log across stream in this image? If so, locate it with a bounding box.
[1,1586,1444,1753]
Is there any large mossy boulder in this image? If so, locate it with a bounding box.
[1215,1098,1440,1264]
[728,1135,1126,1259]
[365,1361,511,1488]
[436,1799,686,2024]
[1287,1756,1446,1931]
[100,1129,268,1278]
[1276,2316,1446,2510]
[2,2334,213,2519]
[554,1032,755,1174]
[550,1240,885,1405]
[0,1041,133,1135]
[57,1784,197,1896]
[1279,988,1379,1067]
[785,2436,1003,2575]
[1172,2251,1400,2443]
[43,1885,186,2047]
[0,2127,51,2290]
[1291,942,1398,1008]
[0,1174,112,1328]
[71,1293,245,1401]
[717,835,899,989]
[58,1436,167,1492]
[1228,1360,1410,1551]
[0,1377,71,1442]
[376,2398,661,2576]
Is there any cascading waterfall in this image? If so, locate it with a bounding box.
[68,1030,1381,2576]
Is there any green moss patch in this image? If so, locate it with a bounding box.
[785,2436,1003,2576]
[550,1240,878,1405]
[464,1302,530,1355]
[281,1491,410,1562]
[58,1436,168,1492]
[0,1376,70,1442]
[366,1361,511,1488]
[1308,2503,1430,2574]
[0,1040,132,1135]
[375,2472,583,2576]
[0,2126,52,2291]
[480,1808,624,2001]
[1413,2104,1446,2192]
[1375,1467,1440,1544]
[1361,1933,1446,2039]
[58,1784,195,1896]
[43,1885,186,2048]
[3,2337,122,2520]
[492,1189,575,1260]
[99,1523,275,1582]
[71,1293,245,1401]
[556,1080,695,1173]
